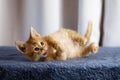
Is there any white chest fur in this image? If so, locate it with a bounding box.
[50,30,81,58]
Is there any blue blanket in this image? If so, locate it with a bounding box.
[0,46,120,80]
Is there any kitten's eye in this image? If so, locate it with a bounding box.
[40,42,44,46]
[34,47,40,51]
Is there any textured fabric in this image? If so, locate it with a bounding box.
[0,47,120,80]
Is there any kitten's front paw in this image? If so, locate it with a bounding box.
[90,43,99,54]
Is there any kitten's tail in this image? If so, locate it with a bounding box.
[84,21,92,43]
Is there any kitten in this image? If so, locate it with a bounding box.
[15,22,98,61]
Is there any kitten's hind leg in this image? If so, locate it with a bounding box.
[71,35,87,46]
[80,42,99,57]
[89,42,99,54]
[66,29,87,46]
[70,21,92,46]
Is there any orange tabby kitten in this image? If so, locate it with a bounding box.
[15,22,98,61]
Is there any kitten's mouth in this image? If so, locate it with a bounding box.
[40,48,48,58]
[42,50,47,56]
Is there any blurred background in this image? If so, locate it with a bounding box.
[0,0,120,46]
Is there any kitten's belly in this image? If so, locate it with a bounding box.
[50,31,81,58]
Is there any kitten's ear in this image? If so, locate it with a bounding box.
[15,41,26,54]
[30,26,40,38]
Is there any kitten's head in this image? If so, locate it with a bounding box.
[15,27,48,61]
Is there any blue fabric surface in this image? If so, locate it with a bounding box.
[0,46,120,80]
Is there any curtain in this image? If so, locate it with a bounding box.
[103,0,120,46]
[0,0,19,45]
[0,0,120,46]
[78,0,102,44]
[21,0,62,39]
[0,0,63,46]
